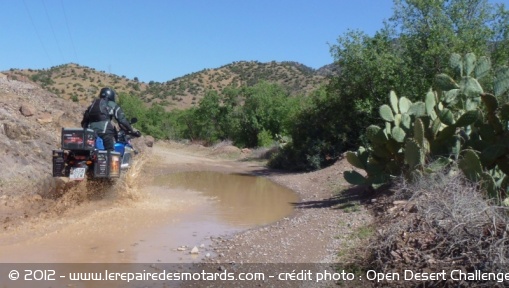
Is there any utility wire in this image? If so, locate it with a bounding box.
[42,0,65,64]
[61,0,79,64]
[23,0,53,67]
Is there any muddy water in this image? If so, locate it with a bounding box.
[0,172,298,264]
[154,171,298,227]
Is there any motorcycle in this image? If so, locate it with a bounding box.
[52,118,140,181]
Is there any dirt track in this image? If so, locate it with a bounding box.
[0,141,373,265]
[147,142,373,264]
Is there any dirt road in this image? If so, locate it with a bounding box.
[0,141,373,265]
[147,142,373,264]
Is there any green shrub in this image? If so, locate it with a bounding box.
[257,129,273,147]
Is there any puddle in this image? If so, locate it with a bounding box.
[154,171,299,227]
[0,172,298,264]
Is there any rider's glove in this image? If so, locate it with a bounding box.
[132,130,142,137]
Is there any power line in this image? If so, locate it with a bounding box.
[23,0,53,67]
[42,0,65,64]
[61,0,79,64]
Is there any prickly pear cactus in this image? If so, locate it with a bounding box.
[345,53,509,202]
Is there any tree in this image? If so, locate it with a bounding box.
[271,30,407,170]
[237,82,297,147]
[273,0,509,171]
[195,90,222,144]
[390,0,509,93]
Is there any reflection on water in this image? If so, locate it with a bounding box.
[154,171,299,227]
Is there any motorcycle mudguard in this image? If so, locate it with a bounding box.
[114,143,125,155]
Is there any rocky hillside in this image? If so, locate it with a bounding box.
[3,61,330,110]
[0,73,83,196]
[0,73,152,198]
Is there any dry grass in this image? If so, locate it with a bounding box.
[369,170,509,286]
[249,146,279,160]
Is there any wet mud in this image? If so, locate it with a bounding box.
[0,146,298,264]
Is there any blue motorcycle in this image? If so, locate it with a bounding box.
[52,118,140,181]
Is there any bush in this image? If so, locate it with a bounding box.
[369,170,509,285]
[256,129,273,147]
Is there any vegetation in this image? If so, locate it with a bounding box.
[329,0,509,281]
[269,0,509,171]
[3,0,509,281]
[118,82,302,146]
[345,53,509,199]
[370,170,509,285]
[4,61,326,110]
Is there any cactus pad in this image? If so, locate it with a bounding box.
[435,73,460,90]
[480,144,506,166]
[379,104,394,122]
[481,93,498,113]
[405,139,424,169]
[480,172,497,199]
[425,91,437,120]
[413,118,425,147]
[344,171,367,185]
[458,149,483,181]
[409,102,426,117]
[443,89,460,105]
[464,52,476,76]
[450,53,463,76]
[399,97,412,114]
[474,56,491,80]
[460,76,484,99]
[346,151,365,170]
[390,91,399,114]
[366,125,388,144]
[454,110,479,127]
[391,126,406,143]
[438,108,455,126]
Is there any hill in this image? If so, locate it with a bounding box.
[3,61,330,110]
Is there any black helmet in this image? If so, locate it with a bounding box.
[99,87,116,102]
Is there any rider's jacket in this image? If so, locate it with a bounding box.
[81,98,133,135]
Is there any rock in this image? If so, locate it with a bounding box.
[19,104,35,117]
[177,247,187,251]
[3,122,34,140]
[36,113,53,124]
[144,136,155,147]
[118,249,125,253]
[393,200,408,205]
[190,246,199,254]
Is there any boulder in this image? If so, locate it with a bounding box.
[19,104,35,117]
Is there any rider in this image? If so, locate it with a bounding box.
[81,87,141,150]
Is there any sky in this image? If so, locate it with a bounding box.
[1,0,508,83]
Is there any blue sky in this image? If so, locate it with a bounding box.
[1,0,507,83]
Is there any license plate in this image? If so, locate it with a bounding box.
[69,167,87,180]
